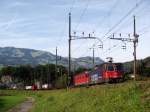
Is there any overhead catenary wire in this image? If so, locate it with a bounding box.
[101,0,144,39]
[72,0,119,57]
[92,0,120,33]
[140,29,150,36]
[70,0,147,61]
[101,0,147,57]
[96,0,148,62]
[55,0,77,54]
[72,0,124,57]
[134,0,149,18]
[74,0,91,31]
[71,0,91,56]
[69,0,76,13]
[92,0,144,48]
[138,24,150,35]
[102,43,121,55]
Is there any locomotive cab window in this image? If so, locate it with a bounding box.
[116,64,122,71]
[107,64,114,71]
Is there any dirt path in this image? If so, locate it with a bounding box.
[8,97,35,112]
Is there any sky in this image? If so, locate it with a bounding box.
[0,0,150,62]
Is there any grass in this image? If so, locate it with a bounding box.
[30,82,147,112]
[0,90,33,112]
[0,95,25,112]
[0,80,149,112]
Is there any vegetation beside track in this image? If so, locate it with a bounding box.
[30,81,149,112]
[0,80,149,112]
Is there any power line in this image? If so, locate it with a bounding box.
[70,0,145,64]
[71,35,99,56]
[102,0,143,39]
[138,24,150,35]
[55,0,77,52]
[72,0,120,58]
[71,0,120,57]
[109,16,139,80]
[76,0,147,65]
[134,0,149,18]
[92,0,120,33]
[101,0,149,60]
[140,29,150,36]
[68,13,103,87]
[71,0,119,56]
[69,0,76,13]
[102,43,121,55]
[74,0,91,31]
[71,0,91,56]
[92,0,144,49]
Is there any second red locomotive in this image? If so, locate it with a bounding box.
[74,63,124,86]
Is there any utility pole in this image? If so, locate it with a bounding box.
[133,15,138,80]
[89,47,95,66]
[93,48,95,66]
[109,16,139,80]
[47,58,51,89]
[68,12,71,87]
[68,12,103,87]
[55,46,58,83]
[90,44,103,67]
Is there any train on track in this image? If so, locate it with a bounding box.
[74,62,124,86]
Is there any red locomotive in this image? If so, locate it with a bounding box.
[74,63,124,86]
[74,71,90,86]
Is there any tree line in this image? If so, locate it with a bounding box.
[0,64,69,89]
[123,59,150,77]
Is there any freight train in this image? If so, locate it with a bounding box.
[74,63,124,86]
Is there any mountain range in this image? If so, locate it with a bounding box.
[0,47,104,68]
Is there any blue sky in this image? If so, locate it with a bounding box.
[0,0,150,62]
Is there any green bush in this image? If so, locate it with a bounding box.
[55,74,67,89]
[142,68,150,77]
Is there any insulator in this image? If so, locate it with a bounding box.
[113,45,117,47]
[135,34,139,38]
[119,33,121,37]
[122,45,126,50]
[82,32,84,36]
[99,45,103,48]
[113,33,114,38]
[73,32,76,35]
[92,32,94,36]
[89,33,91,37]
[128,34,130,37]
[122,46,126,49]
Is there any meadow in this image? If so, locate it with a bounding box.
[0,95,25,112]
[0,81,149,112]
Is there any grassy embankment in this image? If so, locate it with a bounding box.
[0,90,35,111]
[30,81,149,112]
[0,95,25,112]
[0,81,149,112]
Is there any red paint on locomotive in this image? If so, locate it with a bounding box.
[103,63,123,81]
[73,63,124,86]
[74,71,90,86]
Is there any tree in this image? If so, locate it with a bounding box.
[74,67,88,74]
